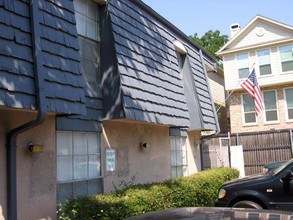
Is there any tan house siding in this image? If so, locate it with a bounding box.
[229,84,293,133]
[231,22,292,50]
[208,71,225,105]
[224,43,293,92]
[208,71,229,133]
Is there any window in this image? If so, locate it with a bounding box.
[57,132,102,202]
[279,45,293,72]
[170,136,187,178]
[257,49,271,76]
[236,53,249,79]
[284,88,293,121]
[74,0,100,83]
[263,90,278,122]
[242,94,256,124]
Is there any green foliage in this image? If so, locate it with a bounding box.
[190,30,229,64]
[214,103,222,120]
[58,167,239,220]
[112,175,136,193]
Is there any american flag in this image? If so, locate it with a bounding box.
[241,68,264,115]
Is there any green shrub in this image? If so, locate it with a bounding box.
[58,167,239,220]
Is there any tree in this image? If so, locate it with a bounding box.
[190,30,229,65]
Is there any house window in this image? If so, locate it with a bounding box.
[284,88,293,121]
[279,45,293,72]
[242,94,256,124]
[263,90,278,122]
[74,0,100,83]
[170,136,187,178]
[236,53,249,79]
[57,131,102,202]
[257,49,271,76]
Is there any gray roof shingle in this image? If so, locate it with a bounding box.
[0,0,86,115]
[106,0,218,131]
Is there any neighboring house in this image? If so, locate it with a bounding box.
[0,0,219,219]
[207,67,229,133]
[217,15,293,133]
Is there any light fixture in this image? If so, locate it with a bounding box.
[140,142,151,149]
[27,142,43,153]
[173,40,187,54]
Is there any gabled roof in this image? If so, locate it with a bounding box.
[101,0,219,131]
[217,15,293,55]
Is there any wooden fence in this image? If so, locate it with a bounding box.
[201,129,293,175]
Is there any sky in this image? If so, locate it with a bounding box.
[141,0,293,38]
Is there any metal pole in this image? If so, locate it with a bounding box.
[289,129,293,158]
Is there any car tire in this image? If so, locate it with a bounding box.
[232,200,263,209]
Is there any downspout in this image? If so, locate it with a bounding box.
[6,1,47,220]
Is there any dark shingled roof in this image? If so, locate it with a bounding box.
[105,0,219,131]
[0,0,86,115]
[0,0,218,132]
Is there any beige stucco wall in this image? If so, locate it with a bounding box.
[229,84,293,133]
[185,130,202,175]
[102,121,170,192]
[0,109,56,220]
[0,110,204,218]
[102,121,202,192]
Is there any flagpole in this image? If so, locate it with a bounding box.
[216,63,256,113]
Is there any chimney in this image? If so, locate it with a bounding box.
[230,23,241,38]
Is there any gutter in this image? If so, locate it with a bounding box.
[6,1,47,220]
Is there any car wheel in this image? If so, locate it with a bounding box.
[232,200,263,209]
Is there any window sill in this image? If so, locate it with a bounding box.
[242,123,258,127]
[280,71,293,75]
[263,121,279,125]
[58,177,103,184]
[258,74,274,79]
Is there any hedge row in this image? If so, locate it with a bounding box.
[58,167,239,220]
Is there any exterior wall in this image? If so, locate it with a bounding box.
[185,130,202,175]
[0,109,56,220]
[208,71,229,133]
[102,121,170,192]
[208,71,225,105]
[220,16,293,133]
[229,84,293,133]
[223,42,293,92]
[231,22,292,50]
[101,121,202,192]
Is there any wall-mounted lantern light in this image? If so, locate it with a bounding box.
[140,142,151,149]
[27,142,43,153]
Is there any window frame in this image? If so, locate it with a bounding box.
[241,93,257,126]
[279,45,293,73]
[170,136,188,179]
[56,131,102,202]
[284,88,293,122]
[257,48,272,76]
[236,53,250,79]
[262,90,279,124]
[74,0,101,84]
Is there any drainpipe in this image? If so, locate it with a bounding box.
[6,1,47,220]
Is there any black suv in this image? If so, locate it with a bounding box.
[215,158,293,211]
